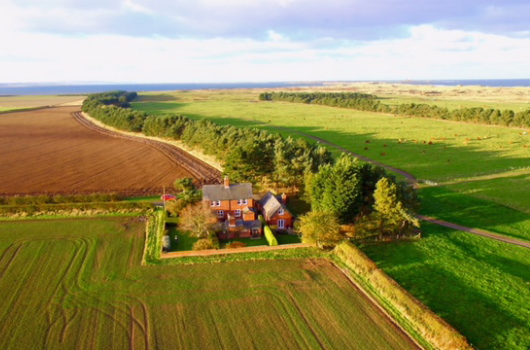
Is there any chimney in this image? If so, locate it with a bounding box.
[224,175,230,188]
[281,193,288,204]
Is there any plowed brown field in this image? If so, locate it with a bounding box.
[0,107,197,195]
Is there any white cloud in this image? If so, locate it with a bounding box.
[0,25,529,83]
[122,0,154,14]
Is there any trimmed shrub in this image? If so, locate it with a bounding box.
[162,235,171,252]
[192,238,216,251]
[264,225,278,246]
[208,231,220,249]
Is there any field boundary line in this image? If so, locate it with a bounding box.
[332,262,425,350]
[160,243,312,258]
[417,215,530,249]
[79,111,223,172]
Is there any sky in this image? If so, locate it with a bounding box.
[1,0,529,83]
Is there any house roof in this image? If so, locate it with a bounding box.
[260,191,289,218]
[203,183,253,201]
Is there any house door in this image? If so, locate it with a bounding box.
[252,229,260,238]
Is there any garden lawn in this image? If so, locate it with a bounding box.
[0,218,417,350]
[360,222,530,350]
[419,187,530,241]
[166,223,198,251]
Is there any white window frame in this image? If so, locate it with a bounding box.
[217,210,224,218]
[278,208,284,216]
[216,201,221,206]
[278,219,285,229]
[238,199,248,205]
[211,201,216,206]
[234,209,241,217]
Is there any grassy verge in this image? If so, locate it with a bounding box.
[157,246,328,265]
[360,222,530,349]
[419,187,530,241]
[334,242,470,350]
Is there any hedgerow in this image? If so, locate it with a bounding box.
[260,91,530,128]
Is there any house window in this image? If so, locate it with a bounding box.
[216,201,221,206]
[278,208,284,216]
[211,201,216,206]
[217,210,224,218]
[278,219,285,229]
[238,199,248,205]
[235,209,241,217]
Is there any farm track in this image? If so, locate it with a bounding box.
[273,126,530,249]
[72,112,222,187]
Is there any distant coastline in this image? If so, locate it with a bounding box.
[0,82,323,96]
[1,79,530,96]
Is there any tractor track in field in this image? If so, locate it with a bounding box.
[71,111,222,187]
[272,126,530,250]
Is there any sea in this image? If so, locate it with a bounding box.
[1,79,530,96]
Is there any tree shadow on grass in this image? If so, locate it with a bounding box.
[363,224,530,349]
[394,263,529,349]
[419,186,530,241]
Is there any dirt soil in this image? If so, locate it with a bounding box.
[0,107,198,195]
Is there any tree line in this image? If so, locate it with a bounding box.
[82,91,333,188]
[259,92,530,128]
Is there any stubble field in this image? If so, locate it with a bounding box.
[0,218,417,350]
[0,107,193,195]
[0,95,86,112]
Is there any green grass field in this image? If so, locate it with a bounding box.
[360,222,530,350]
[132,90,530,197]
[0,218,417,349]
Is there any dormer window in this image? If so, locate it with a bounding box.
[278,208,284,216]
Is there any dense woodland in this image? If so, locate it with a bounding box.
[83,91,419,241]
[259,92,530,128]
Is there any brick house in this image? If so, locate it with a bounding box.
[259,192,294,231]
[202,177,262,239]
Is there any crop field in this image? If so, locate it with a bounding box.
[0,218,417,349]
[0,95,86,111]
[0,107,193,195]
[132,89,530,210]
[361,222,530,350]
